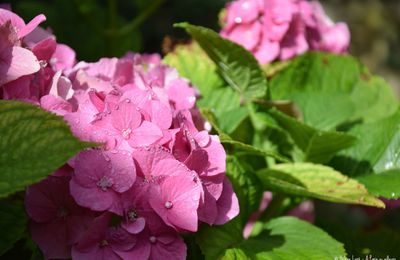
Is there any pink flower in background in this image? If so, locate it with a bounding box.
[220,0,350,64]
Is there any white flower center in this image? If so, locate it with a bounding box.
[97,176,113,191]
[122,128,132,140]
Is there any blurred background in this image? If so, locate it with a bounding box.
[4,0,400,93]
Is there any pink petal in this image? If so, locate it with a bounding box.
[197,188,218,225]
[109,151,136,193]
[132,146,173,177]
[184,148,209,174]
[149,234,186,260]
[74,150,110,188]
[214,177,240,225]
[31,37,56,61]
[202,135,226,176]
[254,34,280,64]
[23,27,54,47]
[152,158,192,178]
[225,0,261,29]
[0,9,25,32]
[111,101,142,132]
[40,94,72,115]
[51,43,76,70]
[129,121,163,147]
[0,46,40,85]
[121,217,146,234]
[166,78,196,110]
[69,179,117,213]
[30,220,71,259]
[120,88,152,108]
[149,175,201,232]
[18,14,46,38]
[225,21,262,51]
[143,100,172,129]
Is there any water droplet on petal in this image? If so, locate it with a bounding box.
[39,60,48,68]
[188,96,196,104]
[164,201,173,209]
[149,236,157,243]
[234,17,242,24]
[204,121,212,132]
[125,99,131,103]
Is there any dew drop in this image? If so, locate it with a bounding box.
[391,192,396,198]
[149,236,157,243]
[39,60,48,68]
[188,96,196,104]
[204,121,212,132]
[125,99,131,103]
[164,201,173,209]
[234,17,242,24]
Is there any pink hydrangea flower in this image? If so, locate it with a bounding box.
[70,149,136,214]
[72,213,137,260]
[6,5,240,255]
[132,147,202,232]
[0,21,40,85]
[25,169,95,259]
[221,0,350,64]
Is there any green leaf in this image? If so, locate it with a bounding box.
[226,156,263,221]
[332,109,400,176]
[197,88,247,134]
[0,200,27,256]
[270,109,356,164]
[356,169,400,199]
[0,201,27,255]
[196,216,346,259]
[0,100,92,197]
[257,163,385,207]
[270,52,398,128]
[163,42,225,97]
[196,218,243,260]
[200,108,289,162]
[175,23,267,101]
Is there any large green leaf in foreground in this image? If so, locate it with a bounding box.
[0,100,91,197]
[175,23,267,101]
[196,217,346,259]
[257,163,384,208]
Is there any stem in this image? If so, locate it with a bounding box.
[258,194,286,222]
[118,0,166,36]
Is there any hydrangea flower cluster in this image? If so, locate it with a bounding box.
[0,7,239,260]
[220,0,350,64]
